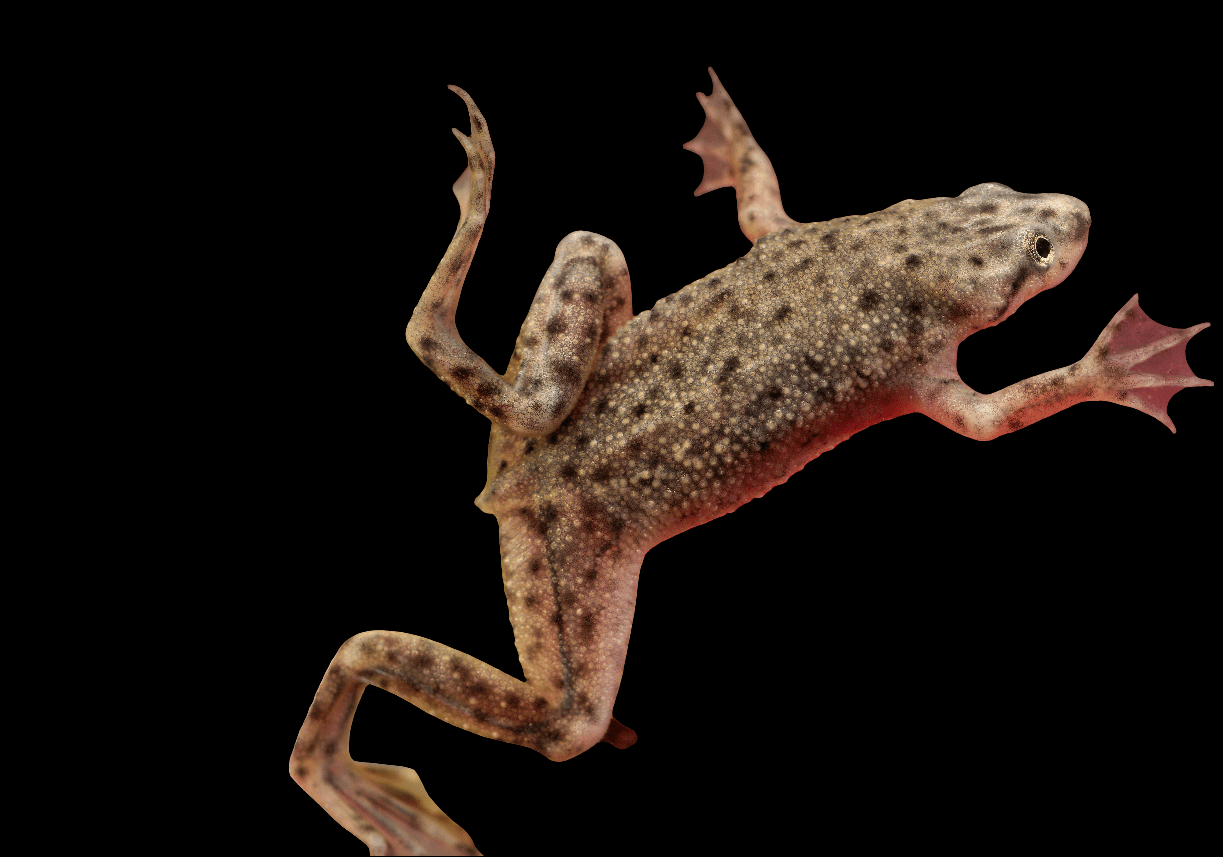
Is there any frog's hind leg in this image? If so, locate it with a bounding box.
[289,494,641,854]
[407,86,634,436]
[684,67,798,244]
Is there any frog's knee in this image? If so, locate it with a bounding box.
[555,230,612,254]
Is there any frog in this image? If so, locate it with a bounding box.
[290,68,1212,855]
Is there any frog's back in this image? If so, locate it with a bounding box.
[479,181,1090,550]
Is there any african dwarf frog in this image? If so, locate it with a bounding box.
[290,68,1212,854]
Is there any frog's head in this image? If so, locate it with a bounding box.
[938,182,1092,332]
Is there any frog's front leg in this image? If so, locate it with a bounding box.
[406,85,633,436]
[915,295,1212,439]
[683,67,798,244]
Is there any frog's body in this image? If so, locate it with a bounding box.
[291,69,1211,855]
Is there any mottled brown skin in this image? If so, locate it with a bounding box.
[291,69,1210,855]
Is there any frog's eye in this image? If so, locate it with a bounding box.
[1024,231,1052,265]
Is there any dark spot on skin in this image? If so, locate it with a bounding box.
[802,354,821,372]
[1038,207,1057,220]
[578,613,597,641]
[498,459,508,472]
[560,464,577,479]
[594,399,607,416]
[576,434,590,448]
[857,290,880,311]
[820,231,839,250]
[524,440,536,454]
[529,558,543,574]
[904,300,923,316]
[773,305,791,323]
[580,497,603,519]
[978,202,998,215]
[683,401,695,414]
[947,301,973,322]
[590,463,613,482]
[537,502,558,534]
[551,357,582,385]
[668,360,684,379]
[704,290,729,314]
[766,385,783,400]
[450,660,472,684]
[905,254,922,268]
[451,366,473,381]
[791,257,814,273]
[476,381,499,399]
[524,594,538,608]
[545,315,567,337]
[488,404,505,419]
[880,338,895,353]
[716,355,740,385]
[419,336,437,352]
[632,403,647,418]
[1070,210,1090,240]
[763,271,776,282]
[969,255,984,267]
[547,431,561,444]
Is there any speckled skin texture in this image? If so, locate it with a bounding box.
[291,69,1211,855]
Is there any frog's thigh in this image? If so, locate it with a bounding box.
[501,230,632,417]
[413,230,631,436]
